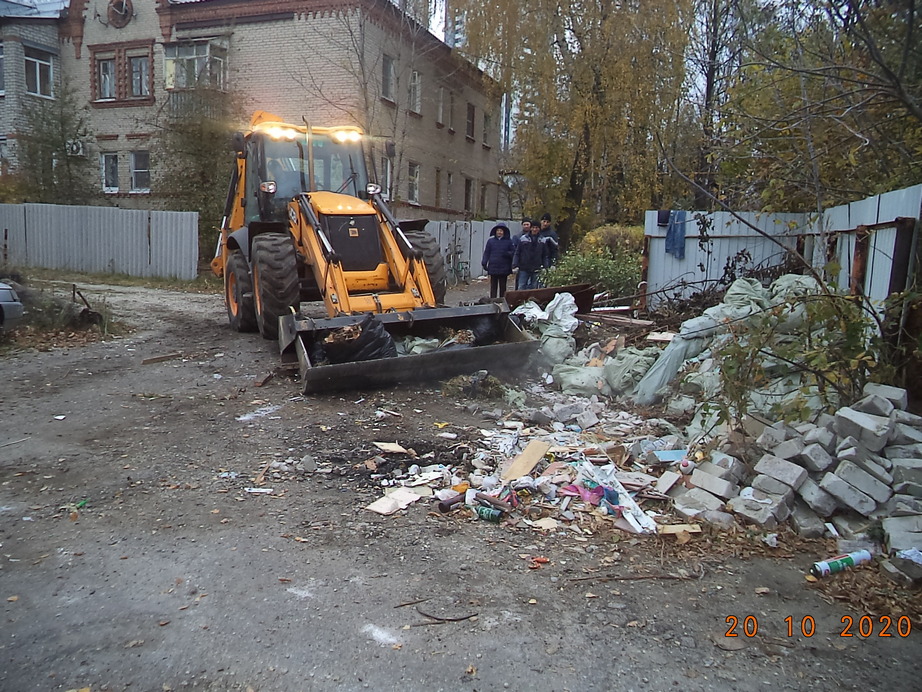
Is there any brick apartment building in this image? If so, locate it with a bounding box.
[0,0,502,220]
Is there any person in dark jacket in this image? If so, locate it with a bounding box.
[512,223,548,290]
[481,223,515,298]
[538,212,559,268]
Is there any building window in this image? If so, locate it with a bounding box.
[0,44,5,94]
[408,70,421,113]
[380,156,392,199]
[408,162,420,204]
[464,177,473,212]
[436,87,445,125]
[130,150,150,192]
[434,168,441,207]
[101,153,119,193]
[0,137,8,175]
[466,103,476,140]
[480,183,487,213]
[97,58,116,100]
[165,41,226,90]
[483,112,493,147]
[448,92,455,131]
[382,54,396,101]
[446,172,453,206]
[25,47,54,97]
[90,44,154,104]
[130,56,150,97]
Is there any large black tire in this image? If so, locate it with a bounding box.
[251,233,300,340]
[224,250,258,333]
[405,229,447,304]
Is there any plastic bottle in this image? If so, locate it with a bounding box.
[471,505,503,522]
[810,550,873,577]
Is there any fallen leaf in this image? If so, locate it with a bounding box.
[755,587,771,595]
[124,640,144,648]
[528,598,537,604]
[434,422,450,429]
[675,530,692,545]
[585,592,599,599]
[159,620,170,627]
[7,596,19,602]
[391,643,402,650]
[805,575,818,583]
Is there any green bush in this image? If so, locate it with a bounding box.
[581,224,645,256]
[543,246,641,298]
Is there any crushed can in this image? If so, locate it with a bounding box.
[810,549,873,578]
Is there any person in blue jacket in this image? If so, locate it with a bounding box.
[481,223,515,298]
[513,222,549,290]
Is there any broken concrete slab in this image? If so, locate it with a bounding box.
[756,426,787,450]
[835,460,893,504]
[879,493,922,517]
[709,451,748,482]
[836,447,893,484]
[797,477,839,517]
[791,500,826,538]
[754,454,807,490]
[834,407,891,452]
[880,557,922,588]
[695,460,732,481]
[689,469,739,500]
[655,470,682,495]
[892,465,922,498]
[700,510,736,529]
[727,496,778,529]
[862,382,908,410]
[751,474,796,503]
[893,409,922,428]
[820,472,877,516]
[575,410,600,429]
[884,444,922,460]
[673,487,725,519]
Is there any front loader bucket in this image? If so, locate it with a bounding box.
[279,303,539,393]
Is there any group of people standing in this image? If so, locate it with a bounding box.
[480,214,559,299]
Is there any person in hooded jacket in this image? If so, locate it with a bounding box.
[481,223,515,298]
[513,222,549,290]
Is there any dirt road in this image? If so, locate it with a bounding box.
[0,282,917,691]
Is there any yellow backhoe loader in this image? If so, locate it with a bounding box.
[211,112,536,392]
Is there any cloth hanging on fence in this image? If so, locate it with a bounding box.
[664,210,687,260]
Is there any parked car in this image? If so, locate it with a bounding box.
[0,281,25,331]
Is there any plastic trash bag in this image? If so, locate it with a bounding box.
[323,314,397,363]
[551,364,612,397]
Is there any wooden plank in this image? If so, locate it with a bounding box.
[658,524,702,535]
[501,439,551,480]
[141,352,182,365]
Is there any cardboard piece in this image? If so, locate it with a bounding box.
[373,441,409,454]
[502,440,552,480]
[366,487,421,515]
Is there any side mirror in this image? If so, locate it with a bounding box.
[366,182,382,196]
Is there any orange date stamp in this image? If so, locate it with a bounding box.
[725,615,913,638]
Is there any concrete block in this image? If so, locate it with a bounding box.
[754,454,807,489]
[820,472,877,516]
[700,510,736,529]
[751,474,796,502]
[834,407,892,452]
[655,470,682,495]
[553,402,584,422]
[695,461,732,481]
[837,448,893,484]
[831,512,873,538]
[528,408,554,426]
[890,423,922,446]
[870,451,893,471]
[803,426,836,452]
[851,393,895,418]
[892,480,922,499]
[882,516,922,552]
[835,461,893,504]
[880,558,922,587]
[790,500,826,538]
[773,437,805,460]
[880,493,922,516]
[893,409,922,428]
[673,487,724,519]
[797,443,835,472]
[794,422,817,436]
[797,477,839,517]
[727,496,778,529]
[863,382,908,410]
[756,426,787,450]
[815,412,836,430]
[885,444,922,460]
[710,452,748,482]
[690,469,739,500]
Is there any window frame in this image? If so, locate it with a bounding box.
[380,156,393,200]
[129,55,151,98]
[89,41,155,106]
[97,57,116,100]
[436,87,445,126]
[101,153,119,193]
[408,70,421,114]
[24,47,54,98]
[463,177,473,212]
[466,103,476,140]
[381,54,396,102]
[130,150,150,193]
[164,40,227,91]
[407,162,420,204]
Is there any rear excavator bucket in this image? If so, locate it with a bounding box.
[279,302,538,393]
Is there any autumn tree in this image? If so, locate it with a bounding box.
[15,85,100,204]
[455,0,693,246]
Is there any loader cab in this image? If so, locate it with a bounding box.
[244,127,370,224]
